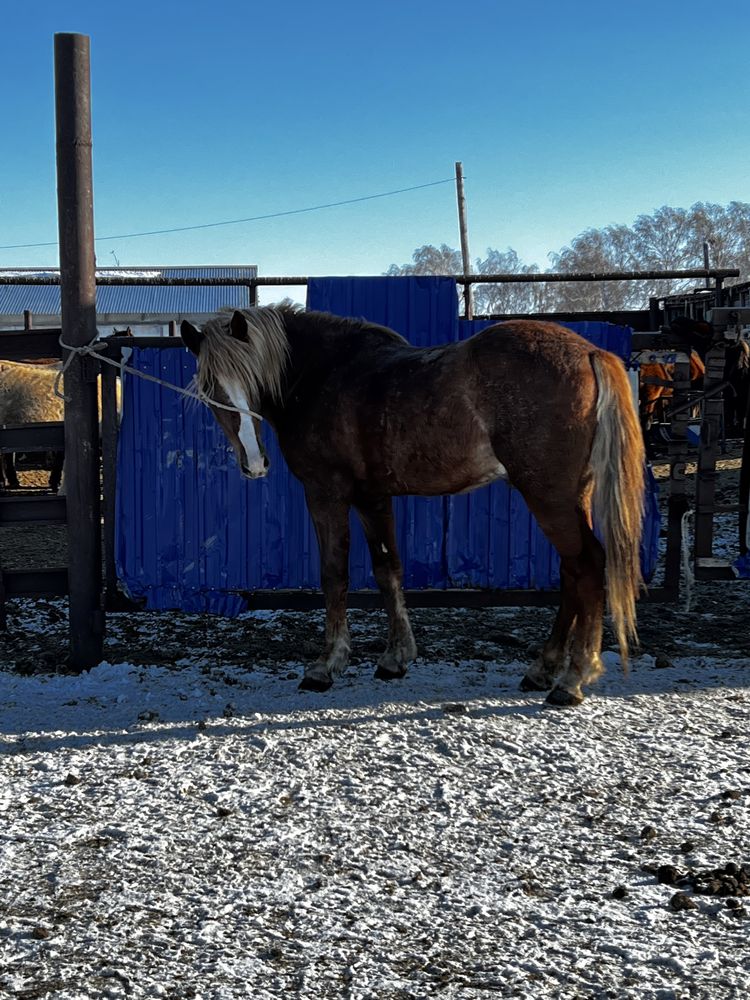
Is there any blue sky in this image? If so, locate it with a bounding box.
[1,0,748,296]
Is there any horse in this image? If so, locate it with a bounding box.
[637,350,705,457]
[0,360,64,492]
[669,316,750,436]
[181,307,645,707]
[639,351,705,427]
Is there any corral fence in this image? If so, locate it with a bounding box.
[1,267,742,665]
[0,31,745,669]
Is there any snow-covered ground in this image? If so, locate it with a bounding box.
[1,607,749,1000]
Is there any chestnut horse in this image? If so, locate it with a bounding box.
[181,308,645,707]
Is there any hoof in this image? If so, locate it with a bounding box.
[298,675,333,693]
[374,664,407,682]
[520,674,552,693]
[545,686,584,708]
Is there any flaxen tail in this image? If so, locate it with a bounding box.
[590,352,645,668]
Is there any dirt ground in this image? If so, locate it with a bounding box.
[1,444,748,677]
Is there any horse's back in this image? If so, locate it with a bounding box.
[469,319,597,367]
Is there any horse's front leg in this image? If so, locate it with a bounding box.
[299,491,351,693]
[355,495,417,680]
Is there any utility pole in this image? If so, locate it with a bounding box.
[455,162,473,320]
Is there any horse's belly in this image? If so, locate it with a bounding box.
[455,457,509,493]
[387,444,509,496]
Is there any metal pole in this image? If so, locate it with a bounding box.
[703,240,711,290]
[54,32,103,670]
[455,162,473,320]
[23,310,33,330]
[693,343,725,572]
[0,268,741,288]
[739,387,750,557]
[663,354,690,596]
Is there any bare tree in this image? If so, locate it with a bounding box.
[386,244,463,276]
[549,224,650,310]
[473,248,553,315]
[386,244,545,315]
[385,201,750,315]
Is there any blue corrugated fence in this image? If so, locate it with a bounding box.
[116,277,659,612]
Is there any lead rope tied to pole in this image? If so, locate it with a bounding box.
[54,333,264,421]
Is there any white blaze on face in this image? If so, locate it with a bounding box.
[225,379,265,477]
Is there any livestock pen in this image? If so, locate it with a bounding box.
[3,265,742,668]
[0,32,745,669]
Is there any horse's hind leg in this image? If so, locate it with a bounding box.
[546,517,606,708]
[300,490,352,692]
[521,503,606,706]
[355,495,416,680]
[520,564,577,692]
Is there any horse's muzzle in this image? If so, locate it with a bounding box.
[241,457,270,479]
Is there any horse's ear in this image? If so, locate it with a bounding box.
[230,311,249,341]
[180,320,204,355]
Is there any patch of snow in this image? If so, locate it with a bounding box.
[1,645,749,998]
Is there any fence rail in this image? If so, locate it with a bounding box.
[0,267,741,288]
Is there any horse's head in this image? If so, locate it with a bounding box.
[668,316,714,359]
[181,311,270,480]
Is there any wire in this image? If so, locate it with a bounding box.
[0,177,455,251]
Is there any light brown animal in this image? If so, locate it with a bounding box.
[0,361,63,491]
[0,360,121,492]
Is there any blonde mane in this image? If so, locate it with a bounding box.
[195,308,290,406]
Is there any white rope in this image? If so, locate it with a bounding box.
[54,333,264,421]
[680,508,695,613]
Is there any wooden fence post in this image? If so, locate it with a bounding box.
[54,32,103,670]
[455,162,473,320]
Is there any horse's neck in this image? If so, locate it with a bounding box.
[274,324,328,409]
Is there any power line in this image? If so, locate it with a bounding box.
[0,177,455,251]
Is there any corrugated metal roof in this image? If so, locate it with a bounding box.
[0,265,257,319]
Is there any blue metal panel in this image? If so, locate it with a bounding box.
[307,275,459,347]
[115,280,659,612]
[308,277,460,589]
[116,348,326,612]
[117,349,318,611]
[117,277,460,609]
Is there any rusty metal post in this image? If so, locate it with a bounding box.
[739,385,750,557]
[54,33,103,670]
